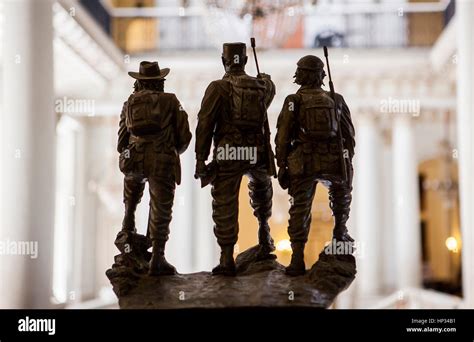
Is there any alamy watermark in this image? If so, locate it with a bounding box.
[216,144,257,164]
[0,239,38,259]
[55,96,95,117]
[380,97,420,117]
[18,316,55,336]
[324,238,364,257]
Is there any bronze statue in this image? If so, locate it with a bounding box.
[275,49,356,276]
[108,52,357,307]
[194,42,277,276]
[118,61,192,276]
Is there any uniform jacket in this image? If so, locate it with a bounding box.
[275,85,355,175]
[118,91,192,184]
[195,70,276,166]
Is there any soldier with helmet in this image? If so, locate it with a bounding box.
[275,55,356,276]
[118,61,192,276]
[194,42,276,276]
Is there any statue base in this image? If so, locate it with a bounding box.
[106,232,356,309]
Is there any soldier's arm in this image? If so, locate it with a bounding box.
[259,74,276,108]
[335,93,356,158]
[275,94,298,167]
[173,95,192,155]
[195,81,222,161]
[117,101,130,153]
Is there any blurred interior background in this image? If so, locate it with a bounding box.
[1,0,473,310]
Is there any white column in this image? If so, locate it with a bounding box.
[381,137,396,291]
[393,115,421,289]
[0,0,55,308]
[167,147,194,273]
[456,0,474,308]
[193,184,218,271]
[354,113,383,298]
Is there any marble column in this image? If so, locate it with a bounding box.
[0,0,56,308]
[393,115,421,289]
[354,113,383,298]
[456,0,474,308]
[167,146,194,273]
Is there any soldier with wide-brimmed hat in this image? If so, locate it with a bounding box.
[194,43,277,276]
[118,61,191,276]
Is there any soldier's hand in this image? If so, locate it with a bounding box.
[257,73,271,80]
[194,160,207,179]
[277,167,289,190]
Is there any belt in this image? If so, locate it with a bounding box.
[129,134,161,144]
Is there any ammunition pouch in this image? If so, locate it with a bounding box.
[154,153,176,178]
[308,142,340,176]
[119,142,145,175]
[287,146,304,177]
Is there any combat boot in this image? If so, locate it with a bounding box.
[121,218,136,233]
[149,240,177,276]
[285,242,306,276]
[333,227,354,243]
[332,214,354,243]
[256,222,276,260]
[212,245,236,276]
[121,201,138,233]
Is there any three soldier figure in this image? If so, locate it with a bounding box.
[118,43,355,277]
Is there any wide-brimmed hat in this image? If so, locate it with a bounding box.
[128,61,170,80]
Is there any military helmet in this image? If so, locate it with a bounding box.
[297,55,324,71]
[222,42,247,64]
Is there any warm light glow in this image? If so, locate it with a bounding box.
[445,237,459,253]
[276,239,292,252]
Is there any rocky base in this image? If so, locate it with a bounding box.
[106,233,356,309]
[105,231,152,297]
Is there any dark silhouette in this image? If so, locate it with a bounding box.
[118,61,191,276]
[194,42,276,276]
[275,50,356,276]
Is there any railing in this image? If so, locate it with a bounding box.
[55,0,126,80]
[79,0,111,35]
[306,0,453,48]
[86,0,453,52]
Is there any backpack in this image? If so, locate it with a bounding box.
[227,76,267,128]
[298,91,338,140]
[125,90,164,135]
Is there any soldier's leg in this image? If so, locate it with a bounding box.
[148,176,177,276]
[286,176,318,276]
[328,180,354,242]
[247,166,275,260]
[211,171,243,276]
[122,174,146,232]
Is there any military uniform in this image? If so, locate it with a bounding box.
[195,43,276,275]
[118,61,191,275]
[275,55,355,275]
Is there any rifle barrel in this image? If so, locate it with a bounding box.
[324,46,333,84]
[251,37,260,75]
[323,46,348,182]
[250,37,276,177]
